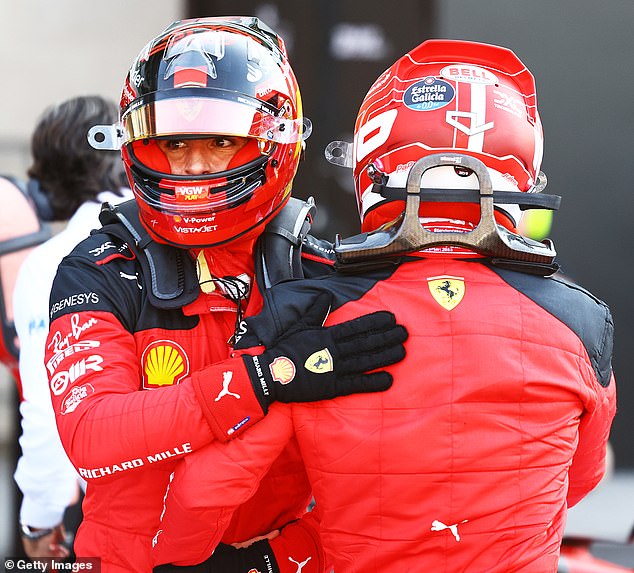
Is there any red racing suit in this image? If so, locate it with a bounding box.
[153,256,616,573]
[44,205,333,572]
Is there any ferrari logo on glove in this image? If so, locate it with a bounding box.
[305,349,334,374]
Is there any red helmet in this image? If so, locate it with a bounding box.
[331,39,544,233]
[95,17,309,248]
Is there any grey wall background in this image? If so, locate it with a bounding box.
[0,1,184,176]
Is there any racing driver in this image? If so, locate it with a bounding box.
[44,17,407,573]
[152,39,616,573]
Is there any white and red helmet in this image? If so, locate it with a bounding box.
[341,39,544,233]
[91,17,310,248]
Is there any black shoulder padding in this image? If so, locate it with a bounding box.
[491,267,614,387]
[255,197,318,290]
[98,200,199,309]
[98,197,330,308]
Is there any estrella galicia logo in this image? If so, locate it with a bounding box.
[404,77,455,111]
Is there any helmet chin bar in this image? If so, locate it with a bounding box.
[335,153,557,265]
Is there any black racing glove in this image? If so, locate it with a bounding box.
[153,541,278,573]
[208,541,279,573]
[239,291,408,412]
[154,561,209,573]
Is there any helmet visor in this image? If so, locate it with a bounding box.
[122,89,309,145]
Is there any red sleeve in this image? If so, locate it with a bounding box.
[566,371,617,507]
[152,406,295,566]
[190,352,265,442]
[47,310,265,481]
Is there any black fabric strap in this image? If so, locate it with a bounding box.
[377,185,561,211]
[254,197,317,291]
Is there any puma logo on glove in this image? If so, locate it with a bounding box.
[214,371,241,402]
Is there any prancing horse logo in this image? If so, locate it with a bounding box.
[304,348,334,374]
[427,276,465,310]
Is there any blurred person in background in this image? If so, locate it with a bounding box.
[44,17,406,573]
[13,95,132,559]
[0,176,50,390]
[151,39,616,573]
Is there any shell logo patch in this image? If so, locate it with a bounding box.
[428,276,465,310]
[270,356,296,385]
[305,349,334,374]
[142,340,190,389]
